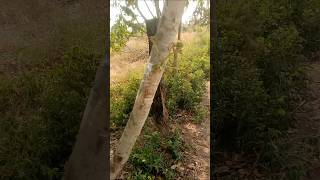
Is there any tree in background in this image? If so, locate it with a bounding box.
[189,0,210,27]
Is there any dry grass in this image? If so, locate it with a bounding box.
[110,36,148,84]
[110,32,199,84]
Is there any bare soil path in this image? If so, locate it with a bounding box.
[173,81,210,180]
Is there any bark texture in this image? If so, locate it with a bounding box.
[173,22,182,72]
[146,18,159,54]
[110,1,187,179]
[146,18,169,130]
[63,59,108,180]
[154,0,161,18]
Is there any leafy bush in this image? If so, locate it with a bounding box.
[165,70,205,114]
[165,129,183,160]
[1,1,106,178]
[110,71,142,127]
[164,31,209,115]
[129,170,155,180]
[129,131,176,180]
[0,47,101,179]
[130,132,166,174]
[110,20,131,52]
[215,0,307,146]
[214,0,319,178]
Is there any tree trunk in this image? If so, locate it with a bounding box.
[63,59,108,180]
[146,18,159,55]
[146,18,169,131]
[110,1,187,179]
[173,22,182,73]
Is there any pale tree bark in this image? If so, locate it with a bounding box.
[63,59,108,180]
[110,1,187,179]
[173,21,182,73]
[154,0,161,18]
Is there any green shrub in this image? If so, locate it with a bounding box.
[164,31,209,115]
[0,47,100,180]
[129,170,155,180]
[128,130,182,180]
[165,129,183,160]
[129,132,168,176]
[215,0,308,147]
[110,71,141,127]
[165,71,205,114]
[192,105,207,123]
[214,0,318,178]
[110,20,131,52]
[39,47,100,174]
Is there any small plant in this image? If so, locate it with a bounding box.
[111,71,142,127]
[165,129,183,160]
[192,105,207,123]
[128,131,178,179]
[129,132,166,174]
[129,170,155,180]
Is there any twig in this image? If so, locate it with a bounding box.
[154,0,161,18]
[135,1,147,21]
[144,0,156,19]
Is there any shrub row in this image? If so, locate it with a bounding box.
[214,0,320,178]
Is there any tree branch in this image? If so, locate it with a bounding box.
[154,0,161,18]
[135,0,147,22]
[144,0,155,19]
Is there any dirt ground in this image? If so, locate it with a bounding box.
[173,81,210,180]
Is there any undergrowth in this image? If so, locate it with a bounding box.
[214,0,320,179]
[0,47,101,179]
[128,130,183,179]
[111,71,142,127]
[0,1,106,179]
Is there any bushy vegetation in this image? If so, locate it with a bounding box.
[128,130,182,179]
[214,0,320,178]
[0,47,101,179]
[0,1,106,179]
[165,31,209,115]
[111,71,142,127]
